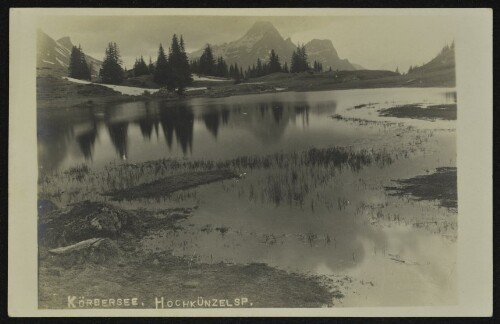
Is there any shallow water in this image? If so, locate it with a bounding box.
[37,87,455,173]
[38,87,457,306]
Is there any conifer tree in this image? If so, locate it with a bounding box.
[68,45,91,80]
[148,57,155,74]
[283,62,289,73]
[154,43,169,85]
[100,42,124,84]
[199,45,216,76]
[291,45,309,73]
[268,49,282,73]
[190,59,199,74]
[133,56,149,76]
[215,56,229,78]
[177,36,192,88]
[256,58,263,77]
[167,35,192,92]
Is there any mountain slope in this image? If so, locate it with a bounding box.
[304,39,355,71]
[409,43,455,75]
[37,29,102,77]
[190,22,356,71]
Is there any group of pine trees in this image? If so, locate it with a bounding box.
[245,45,320,78]
[132,56,150,77]
[245,50,288,78]
[100,42,124,84]
[68,45,92,80]
[290,45,309,73]
[189,45,244,80]
[190,45,322,80]
[153,34,192,91]
[69,35,192,91]
[68,36,329,88]
[312,60,323,72]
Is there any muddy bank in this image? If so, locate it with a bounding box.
[385,167,457,209]
[38,200,191,248]
[104,170,238,200]
[379,104,457,120]
[39,252,338,309]
[38,200,339,308]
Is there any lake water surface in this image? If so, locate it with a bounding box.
[38,87,457,306]
[38,87,456,173]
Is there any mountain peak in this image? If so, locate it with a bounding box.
[189,21,356,71]
[245,21,281,38]
[57,36,73,50]
[306,39,334,48]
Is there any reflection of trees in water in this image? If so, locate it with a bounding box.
[256,101,310,126]
[136,102,160,140]
[202,110,220,138]
[221,108,230,125]
[445,91,457,103]
[259,103,267,119]
[137,118,159,140]
[294,104,310,126]
[271,102,284,124]
[201,105,231,140]
[159,103,194,154]
[107,122,129,160]
[75,121,98,160]
[38,108,99,173]
[37,97,331,170]
[37,118,72,174]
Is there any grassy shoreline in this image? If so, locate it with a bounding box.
[37,67,455,110]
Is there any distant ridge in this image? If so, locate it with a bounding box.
[37,29,102,76]
[189,21,358,71]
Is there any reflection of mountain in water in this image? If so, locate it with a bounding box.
[159,103,194,155]
[226,101,312,143]
[195,101,310,143]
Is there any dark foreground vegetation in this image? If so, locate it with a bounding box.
[385,167,457,209]
[379,104,457,121]
[104,170,238,200]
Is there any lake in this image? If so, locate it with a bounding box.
[38,87,457,306]
[37,87,456,174]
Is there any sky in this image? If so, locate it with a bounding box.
[37,15,458,72]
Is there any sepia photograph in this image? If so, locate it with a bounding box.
[8,8,493,316]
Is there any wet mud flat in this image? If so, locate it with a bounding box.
[385,167,457,209]
[104,170,238,200]
[379,103,457,120]
[38,200,339,308]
